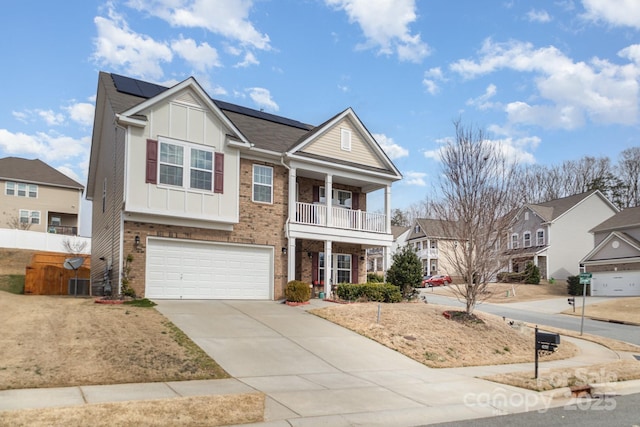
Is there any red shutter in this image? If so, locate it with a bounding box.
[312,253,318,284]
[352,254,359,284]
[214,152,224,193]
[313,186,319,203]
[146,139,158,184]
[352,192,359,210]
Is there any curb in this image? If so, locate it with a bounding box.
[588,316,640,327]
[540,379,640,400]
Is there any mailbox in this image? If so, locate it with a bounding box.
[567,297,575,305]
[536,331,560,352]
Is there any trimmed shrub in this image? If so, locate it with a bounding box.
[567,275,589,296]
[386,245,422,299]
[367,273,384,283]
[336,282,402,303]
[523,262,541,284]
[284,280,311,302]
[497,271,525,283]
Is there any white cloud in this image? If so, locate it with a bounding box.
[325,0,430,63]
[450,38,640,129]
[65,102,95,127]
[126,0,270,49]
[527,9,551,23]
[37,109,65,126]
[466,84,498,110]
[93,6,172,80]
[246,87,278,112]
[402,171,427,186]
[582,0,640,29]
[234,51,259,68]
[171,37,221,72]
[0,129,89,163]
[373,133,409,159]
[12,111,28,123]
[423,67,445,95]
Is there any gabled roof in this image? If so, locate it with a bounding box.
[391,226,411,239]
[590,206,640,233]
[0,157,83,190]
[525,190,616,223]
[407,218,459,240]
[581,230,640,264]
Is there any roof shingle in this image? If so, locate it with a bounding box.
[0,157,83,190]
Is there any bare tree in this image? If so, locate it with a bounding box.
[432,121,519,315]
[617,147,640,208]
[62,237,89,255]
[6,217,32,230]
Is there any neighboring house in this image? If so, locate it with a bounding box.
[581,206,640,296]
[367,225,410,274]
[405,218,460,279]
[0,157,84,235]
[504,190,618,280]
[87,72,402,300]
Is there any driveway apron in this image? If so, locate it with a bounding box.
[155,300,556,426]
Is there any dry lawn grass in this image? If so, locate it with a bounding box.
[0,393,264,427]
[0,292,228,390]
[428,281,568,303]
[483,360,640,392]
[561,297,640,325]
[310,302,577,368]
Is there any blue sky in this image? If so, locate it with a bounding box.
[1,1,639,235]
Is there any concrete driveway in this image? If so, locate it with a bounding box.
[155,300,552,426]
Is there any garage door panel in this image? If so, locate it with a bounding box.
[591,271,640,296]
[146,238,272,300]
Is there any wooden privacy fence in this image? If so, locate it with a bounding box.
[24,252,91,295]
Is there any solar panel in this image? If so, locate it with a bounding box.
[111,73,168,98]
[214,100,311,130]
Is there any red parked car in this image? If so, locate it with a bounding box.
[424,274,452,287]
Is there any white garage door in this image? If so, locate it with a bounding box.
[146,238,273,300]
[591,271,640,297]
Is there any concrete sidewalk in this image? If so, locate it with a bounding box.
[1,299,639,426]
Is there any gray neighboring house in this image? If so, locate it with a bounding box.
[0,157,84,236]
[504,190,618,280]
[581,206,640,296]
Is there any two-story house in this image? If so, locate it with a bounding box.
[504,190,617,280]
[581,206,640,296]
[0,157,84,235]
[405,218,460,278]
[366,225,410,274]
[86,72,402,300]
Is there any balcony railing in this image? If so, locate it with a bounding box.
[47,225,78,236]
[416,248,438,259]
[294,202,386,233]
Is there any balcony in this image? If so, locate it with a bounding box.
[294,202,386,233]
[416,248,438,259]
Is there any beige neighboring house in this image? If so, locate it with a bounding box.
[581,206,640,296]
[405,218,460,279]
[86,72,402,299]
[0,157,84,235]
[504,190,618,280]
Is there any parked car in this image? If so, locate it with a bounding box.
[420,275,433,288]
[424,274,452,287]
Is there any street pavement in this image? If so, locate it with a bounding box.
[2,297,638,427]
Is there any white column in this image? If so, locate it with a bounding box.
[288,168,297,221]
[325,174,333,227]
[287,237,296,282]
[383,246,390,281]
[385,185,391,234]
[324,240,332,296]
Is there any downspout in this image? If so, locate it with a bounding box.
[280,154,291,239]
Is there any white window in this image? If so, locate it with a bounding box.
[536,229,545,246]
[253,165,273,203]
[341,128,351,151]
[414,224,420,233]
[19,210,39,224]
[416,241,422,250]
[5,182,15,196]
[511,233,519,249]
[17,183,26,197]
[4,182,37,197]
[523,232,531,247]
[336,254,352,283]
[158,140,215,191]
[28,185,37,198]
[320,187,352,208]
[524,211,529,221]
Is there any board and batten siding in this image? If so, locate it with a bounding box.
[302,118,387,170]
[124,88,240,223]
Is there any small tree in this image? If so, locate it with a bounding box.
[385,245,422,299]
[63,237,89,255]
[523,262,540,284]
[7,217,32,230]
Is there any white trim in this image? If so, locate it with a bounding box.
[252,164,273,204]
[523,231,531,248]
